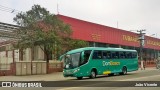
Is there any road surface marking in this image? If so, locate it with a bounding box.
[57,74,160,90]
[119,74,160,81]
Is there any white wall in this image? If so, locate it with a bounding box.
[37,46,44,60]
[0,51,13,70]
[14,49,19,62]
[23,48,31,61]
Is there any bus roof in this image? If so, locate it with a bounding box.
[66,47,137,54]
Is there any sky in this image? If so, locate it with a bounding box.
[0,0,160,38]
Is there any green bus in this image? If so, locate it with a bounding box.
[62,47,138,79]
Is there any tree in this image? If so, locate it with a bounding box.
[13,5,72,63]
[13,5,89,67]
[69,39,89,50]
[57,39,89,57]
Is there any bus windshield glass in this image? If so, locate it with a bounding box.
[64,52,81,69]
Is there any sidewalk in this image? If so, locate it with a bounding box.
[0,72,73,81]
[138,67,157,70]
[136,67,157,73]
[0,67,157,81]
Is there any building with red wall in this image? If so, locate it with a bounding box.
[0,15,159,76]
[58,14,160,67]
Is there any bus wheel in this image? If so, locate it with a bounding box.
[108,73,114,76]
[121,67,127,75]
[90,70,96,79]
[77,77,83,80]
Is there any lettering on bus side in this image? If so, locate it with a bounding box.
[102,61,120,66]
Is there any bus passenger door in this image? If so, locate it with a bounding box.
[80,50,92,76]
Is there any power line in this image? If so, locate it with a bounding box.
[0,5,20,12]
[0,5,21,14]
[0,5,22,42]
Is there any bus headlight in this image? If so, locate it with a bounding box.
[73,68,80,73]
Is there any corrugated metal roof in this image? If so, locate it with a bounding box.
[58,14,160,50]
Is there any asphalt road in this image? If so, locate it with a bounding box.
[1,69,160,90]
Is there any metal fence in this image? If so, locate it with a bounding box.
[0,63,11,70]
[156,61,160,69]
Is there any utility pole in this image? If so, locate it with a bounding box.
[137,30,146,70]
[117,21,118,28]
[57,3,59,14]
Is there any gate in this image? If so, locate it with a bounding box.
[15,61,47,75]
[0,63,15,76]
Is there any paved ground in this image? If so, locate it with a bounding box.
[0,67,157,81]
[0,72,70,81]
[0,67,160,90]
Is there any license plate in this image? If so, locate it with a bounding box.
[66,70,72,74]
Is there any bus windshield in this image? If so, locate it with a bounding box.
[64,52,81,69]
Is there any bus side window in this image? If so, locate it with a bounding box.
[111,52,116,59]
[84,50,91,63]
[132,52,137,58]
[120,52,125,59]
[107,51,111,59]
[102,51,111,59]
[102,51,107,59]
[115,52,119,59]
[111,52,119,59]
[123,52,127,58]
[126,52,132,59]
[92,50,102,59]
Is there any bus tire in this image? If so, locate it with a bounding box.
[108,73,114,76]
[90,69,97,79]
[77,77,83,80]
[121,67,127,75]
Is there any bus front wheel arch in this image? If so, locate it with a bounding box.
[89,68,97,79]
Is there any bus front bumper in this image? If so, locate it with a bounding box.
[63,69,81,77]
